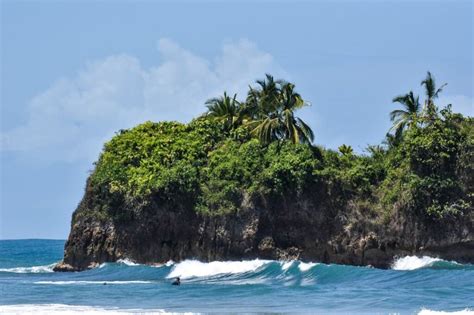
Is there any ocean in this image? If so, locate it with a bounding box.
[0,239,472,314]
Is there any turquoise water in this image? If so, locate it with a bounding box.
[0,239,473,314]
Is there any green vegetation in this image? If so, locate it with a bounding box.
[389,71,447,140]
[91,73,473,220]
[389,91,420,139]
[206,74,314,144]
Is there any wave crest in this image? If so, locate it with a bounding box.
[391,256,466,270]
[0,263,56,273]
[418,308,474,315]
[167,259,269,279]
[392,256,443,270]
[116,259,140,266]
[166,259,320,280]
[34,280,152,285]
[0,304,196,314]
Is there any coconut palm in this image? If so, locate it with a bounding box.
[389,91,421,137]
[279,82,314,144]
[205,92,242,132]
[338,144,354,156]
[241,86,260,121]
[244,74,282,118]
[421,71,447,121]
[246,115,282,144]
[245,76,314,145]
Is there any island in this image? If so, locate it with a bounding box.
[54,73,473,271]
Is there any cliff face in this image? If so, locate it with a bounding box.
[54,113,474,271]
[54,179,474,271]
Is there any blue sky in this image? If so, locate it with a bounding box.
[1,0,472,239]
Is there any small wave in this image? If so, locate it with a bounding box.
[97,259,173,269]
[34,280,152,285]
[0,263,56,273]
[166,259,320,280]
[418,308,473,315]
[281,261,294,271]
[150,260,175,268]
[298,262,318,272]
[392,256,442,270]
[391,256,464,270]
[0,304,198,314]
[167,259,270,279]
[116,259,140,266]
[279,261,318,272]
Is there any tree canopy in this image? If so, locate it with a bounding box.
[90,73,473,221]
[204,74,314,144]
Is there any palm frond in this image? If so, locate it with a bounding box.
[296,117,314,143]
[421,71,436,99]
[392,94,408,104]
[434,83,447,99]
[389,109,408,122]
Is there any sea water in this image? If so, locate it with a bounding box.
[0,240,473,314]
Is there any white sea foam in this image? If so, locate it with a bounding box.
[0,263,56,273]
[166,259,270,279]
[117,259,140,266]
[418,308,473,315]
[151,260,175,268]
[392,256,444,270]
[281,261,294,271]
[34,280,152,285]
[298,262,318,272]
[97,259,140,268]
[0,304,198,314]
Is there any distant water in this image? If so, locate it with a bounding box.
[1,240,473,314]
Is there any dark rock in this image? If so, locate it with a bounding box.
[55,179,474,271]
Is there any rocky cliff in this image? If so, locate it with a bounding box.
[54,110,474,271]
[54,177,474,271]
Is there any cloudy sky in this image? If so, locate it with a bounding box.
[1,0,472,239]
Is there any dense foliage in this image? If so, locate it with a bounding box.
[206,74,314,144]
[91,73,473,220]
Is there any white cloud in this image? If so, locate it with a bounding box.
[1,38,284,163]
[438,95,473,117]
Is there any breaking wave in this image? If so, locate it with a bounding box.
[391,256,471,271]
[116,259,140,266]
[166,259,270,279]
[0,263,56,273]
[2,256,470,276]
[418,309,474,315]
[2,241,472,313]
[34,280,153,285]
[165,259,325,284]
[0,304,196,314]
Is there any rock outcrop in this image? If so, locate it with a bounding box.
[54,179,474,271]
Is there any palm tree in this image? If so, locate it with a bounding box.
[241,86,260,121]
[245,75,314,145]
[279,82,314,144]
[389,91,421,137]
[246,115,281,145]
[205,92,242,132]
[420,71,447,121]
[244,74,281,118]
[339,144,354,156]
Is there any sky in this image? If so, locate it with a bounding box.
[0,0,472,239]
